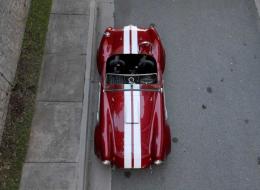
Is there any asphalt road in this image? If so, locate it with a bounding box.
[112,0,260,189]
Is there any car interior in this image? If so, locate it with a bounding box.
[106,54,158,84]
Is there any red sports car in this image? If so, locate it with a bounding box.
[94,25,171,169]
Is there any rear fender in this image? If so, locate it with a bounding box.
[150,91,171,162]
[94,91,113,161]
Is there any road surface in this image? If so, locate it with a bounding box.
[111,0,260,189]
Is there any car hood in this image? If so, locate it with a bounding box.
[105,85,160,168]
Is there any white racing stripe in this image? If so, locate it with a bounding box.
[123,26,130,54]
[123,25,141,168]
[124,123,132,168]
[133,85,141,168]
[130,25,139,54]
[123,84,142,168]
[124,84,132,168]
[124,85,132,123]
[123,25,139,54]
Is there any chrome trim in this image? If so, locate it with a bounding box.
[154,160,163,165]
[104,88,161,92]
[162,84,168,120]
[106,73,157,76]
[97,82,101,123]
[102,160,111,165]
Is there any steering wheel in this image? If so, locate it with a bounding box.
[138,56,156,73]
[109,56,126,73]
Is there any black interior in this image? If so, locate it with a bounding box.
[106,54,158,84]
[106,54,157,74]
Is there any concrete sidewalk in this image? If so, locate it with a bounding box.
[19,0,93,189]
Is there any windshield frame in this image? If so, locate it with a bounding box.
[103,83,162,92]
[106,72,158,85]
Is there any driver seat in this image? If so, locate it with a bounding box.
[138,56,156,74]
[108,55,126,74]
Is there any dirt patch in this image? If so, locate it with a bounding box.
[124,171,132,178]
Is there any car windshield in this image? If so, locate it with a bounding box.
[106,73,158,84]
[104,83,161,92]
[104,54,160,91]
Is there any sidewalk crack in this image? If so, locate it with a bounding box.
[0,71,13,87]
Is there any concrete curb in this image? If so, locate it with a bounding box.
[254,0,260,30]
[78,1,97,190]
[255,0,260,17]
[86,1,115,189]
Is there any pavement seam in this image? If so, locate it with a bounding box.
[36,100,83,103]
[44,52,88,55]
[25,161,78,164]
[50,12,90,16]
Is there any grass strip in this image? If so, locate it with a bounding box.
[0,0,52,189]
